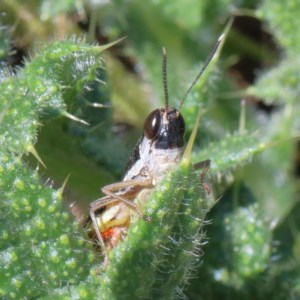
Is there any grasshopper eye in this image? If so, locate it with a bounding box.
[144,109,161,139]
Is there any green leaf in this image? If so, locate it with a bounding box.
[193,132,267,174]
[100,163,214,299]
[188,184,272,297]
[258,0,300,52]
[0,154,95,299]
[0,38,107,154]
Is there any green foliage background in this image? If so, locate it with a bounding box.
[1,0,300,299]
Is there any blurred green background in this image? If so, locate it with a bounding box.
[1,0,300,299]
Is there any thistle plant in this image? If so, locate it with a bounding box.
[1,0,300,299]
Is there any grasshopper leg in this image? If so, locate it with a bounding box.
[89,176,153,251]
[194,159,211,194]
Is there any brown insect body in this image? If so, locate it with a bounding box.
[89,34,224,252]
[91,107,186,250]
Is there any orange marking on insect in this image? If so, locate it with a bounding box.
[101,226,128,249]
[101,227,116,240]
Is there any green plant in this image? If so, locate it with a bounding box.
[1,0,300,299]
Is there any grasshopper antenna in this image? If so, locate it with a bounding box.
[162,47,169,111]
[178,32,225,110]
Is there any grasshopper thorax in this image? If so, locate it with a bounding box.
[143,107,185,150]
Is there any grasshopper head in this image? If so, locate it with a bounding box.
[143,108,185,149]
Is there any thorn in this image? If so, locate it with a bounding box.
[63,111,90,125]
[218,32,225,42]
[239,98,246,135]
[58,173,71,195]
[86,102,111,108]
[97,36,127,52]
[182,110,202,167]
[95,78,107,85]
[194,159,211,194]
[28,145,46,168]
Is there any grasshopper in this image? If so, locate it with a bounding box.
[89,33,224,254]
